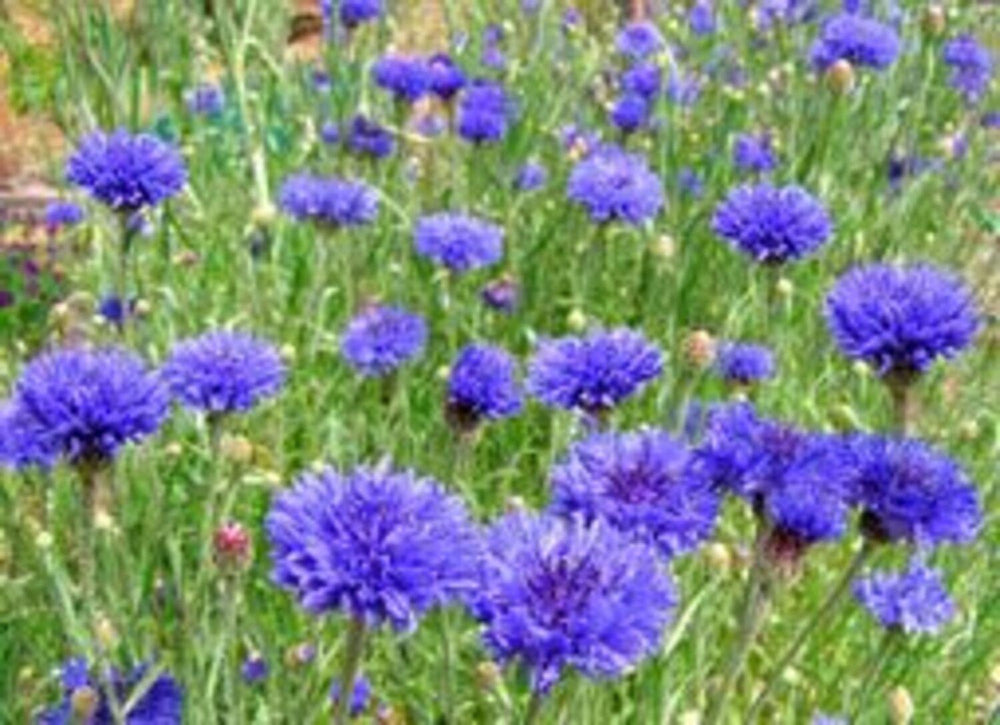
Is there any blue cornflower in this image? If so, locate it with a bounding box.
[323,0,382,29]
[320,120,341,145]
[241,654,269,684]
[943,35,994,104]
[345,115,395,159]
[610,94,650,134]
[567,145,664,225]
[66,129,187,212]
[340,305,427,377]
[811,715,848,725]
[559,123,602,154]
[457,80,511,144]
[37,659,182,724]
[853,559,955,634]
[550,429,720,559]
[713,341,776,384]
[427,53,467,100]
[689,1,716,35]
[621,62,662,99]
[446,344,522,430]
[8,348,168,465]
[266,464,481,630]
[755,0,820,30]
[472,512,676,693]
[733,133,777,174]
[695,404,853,560]
[616,21,665,60]
[666,68,702,106]
[712,183,832,264]
[513,161,547,192]
[97,295,135,327]
[480,275,519,314]
[0,401,56,470]
[329,675,372,717]
[810,13,900,70]
[162,330,285,414]
[371,55,431,103]
[279,173,379,228]
[846,435,981,547]
[186,83,225,116]
[413,213,504,272]
[527,328,662,415]
[825,264,978,376]
[43,201,85,230]
[678,167,705,198]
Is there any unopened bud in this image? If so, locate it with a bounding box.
[251,202,278,228]
[775,277,794,298]
[284,642,316,669]
[173,249,200,267]
[220,434,254,465]
[94,616,117,649]
[651,235,676,260]
[133,298,152,317]
[959,419,980,442]
[475,661,503,690]
[70,686,100,719]
[888,685,915,724]
[566,308,587,332]
[436,365,451,382]
[684,329,716,368]
[704,542,732,574]
[505,496,527,513]
[677,711,701,725]
[922,5,946,36]
[280,344,296,362]
[35,530,54,550]
[213,521,252,571]
[164,441,184,458]
[826,59,855,95]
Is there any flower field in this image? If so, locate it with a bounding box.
[0,1,997,723]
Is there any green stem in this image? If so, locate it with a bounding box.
[886,374,916,436]
[850,629,898,720]
[744,542,874,722]
[524,690,545,725]
[704,524,772,725]
[333,616,368,725]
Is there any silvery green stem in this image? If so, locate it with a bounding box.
[524,690,545,725]
[333,616,367,725]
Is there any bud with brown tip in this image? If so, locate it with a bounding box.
[826,59,855,95]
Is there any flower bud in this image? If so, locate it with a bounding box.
[70,685,99,719]
[505,496,527,513]
[826,59,855,95]
[651,234,676,260]
[172,249,200,267]
[133,298,152,318]
[888,685,915,724]
[220,434,254,465]
[683,329,716,368]
[94,615,117,649]
[922,5,946,36]
[284,642,317,669]
[475,661,503,691]
[213,521,252,571]
[775,277,794,298]
[566,308,587,332]
[35,530,54,550]
[164,441,184,458]
[677,711,701,725]
[703,542,732,574]
[251,202,278,228]
[959,419,980,441]
[280,344,297,362]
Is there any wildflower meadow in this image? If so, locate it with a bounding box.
[0,1,997,723]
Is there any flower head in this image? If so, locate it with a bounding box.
[446,344,522,430]
[480,275,519,314]
[345,115,395,159]
[266,464,481,630]
[622,63,662,99]
[689,1,716,35]
[943,34,993,103]
[609,94,650,134]
[8,348,168,465]
[414,213,504,273]
[38,659,182,724]
[372,55,431,103]
[340,305,427,377]
[427,53,467,100]
[457,80,511,144]
[44,201,85,230]
[329,674,372,717]
[241,655,269,684]
[66,129,186,212]
[527,329,662,415]
[712,183,831,264]
[513,162,547,192]
[162,331,285,414]
[853,559,955,634]
[473,513,675,693]
[551,429,719,559]
[186,83,225,116]
[616,21,664,59]
[713,342,776,384]
[0,400,57,470]
[324,0,382,29]
[279,173,379,228]
[733,133,777,174]
[810,13,900,70]
[847,435,981,546]
[825,264,978,377]
[567,145,664,226]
